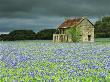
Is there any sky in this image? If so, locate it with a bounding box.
[0,0,109,32]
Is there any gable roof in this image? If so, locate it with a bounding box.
[58,17,94,29]
[58,18,82,29]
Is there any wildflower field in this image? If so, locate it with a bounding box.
[0,39,110,82]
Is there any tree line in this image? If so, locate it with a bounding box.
[0,29,56,41]
[0,16,110,41]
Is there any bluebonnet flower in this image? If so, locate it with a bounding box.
[40,71,44,76]
[48,76,54,82]
[29,71,35,78]
[36,69,38,74]
[107,62,110,67]
[88,64,91,68]
[107,56,110,58]
[92,49,97,54]
[99,72,108,78]
[92,66,99,70]
[42,66,45,70]
[0,55,3,60]
[1,40,110,81]
[13,80,18,82]
[11,60,17,67]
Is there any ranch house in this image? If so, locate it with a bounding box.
[53,17,94,42]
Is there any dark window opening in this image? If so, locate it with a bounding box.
[88,35,91,41]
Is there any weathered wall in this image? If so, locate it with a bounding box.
[77,18,94,42]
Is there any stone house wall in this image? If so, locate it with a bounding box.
[77,18,94,42]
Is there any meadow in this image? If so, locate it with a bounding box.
[0,39,110,82]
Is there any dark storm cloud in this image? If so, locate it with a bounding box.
[0,0,109,32]
[0,0,110,18]
[0,17,64,32]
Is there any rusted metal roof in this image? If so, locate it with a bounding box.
[58,18,82,29]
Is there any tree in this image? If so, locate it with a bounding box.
[66,26,81,42]
[36,29,56,40]
[95,16,110,38]
[9,30,36,40]
[9,30,36,36]
[0,34,14,41]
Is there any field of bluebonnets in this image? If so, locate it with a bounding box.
[0,39,110,82]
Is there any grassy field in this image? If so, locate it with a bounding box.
[0,38,110,82]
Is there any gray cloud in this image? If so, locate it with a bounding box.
[0,17,64,32]
[0,0,109,32]
[0,0,110,18]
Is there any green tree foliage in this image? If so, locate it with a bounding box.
[0,34,14,41]
[9,30,36,40]
[66,26,81,42]
[9,30,36,36]
[36,29,56,40]
[95,16,110,38]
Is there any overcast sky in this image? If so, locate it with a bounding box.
[0,0,109,32]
